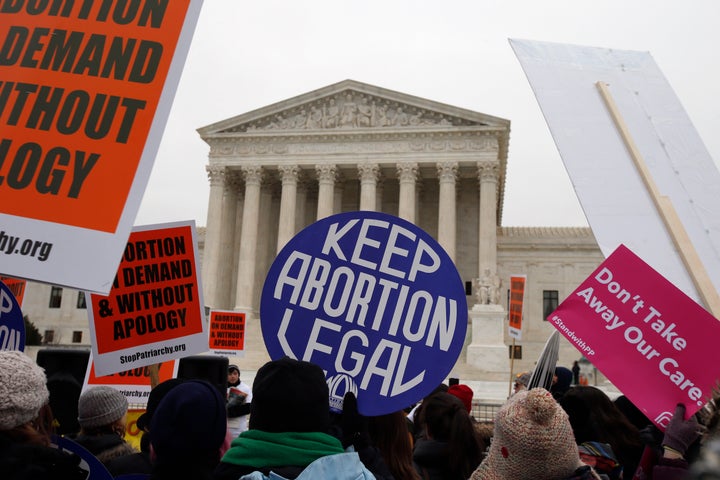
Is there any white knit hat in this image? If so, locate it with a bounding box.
[471,388,584,480]
[0,350,49,430]
[78,386,128,429]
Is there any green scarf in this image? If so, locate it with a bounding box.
[221,430,344,468]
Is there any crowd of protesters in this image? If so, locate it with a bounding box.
[1,349,719,480]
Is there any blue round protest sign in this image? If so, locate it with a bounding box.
[0,280,25,351]
[260,211,468,416]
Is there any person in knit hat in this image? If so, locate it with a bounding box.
[150,379,228,480]
[214,356,376,480]
[73,386,137,468]
[0,350,86,479]
[471,388,602,480]
[448,384,474,415]
[105,378,186,477]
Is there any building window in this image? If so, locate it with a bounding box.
[543,290,559,320]
[43,330,55,344]
[76,292,87,309]
[49,286,63,308]
[72,331,83,343]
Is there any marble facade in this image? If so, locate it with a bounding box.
[18,80,606,382]
[197,80,604,378]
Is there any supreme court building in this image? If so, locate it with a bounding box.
[197,80,604,380]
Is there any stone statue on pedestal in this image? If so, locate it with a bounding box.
[476,269,502,305]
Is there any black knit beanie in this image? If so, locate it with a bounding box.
[249,357,330,433]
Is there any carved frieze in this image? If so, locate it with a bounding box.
[208,134,500,157]
[222,90,487,133]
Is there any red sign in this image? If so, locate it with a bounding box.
[508,275,526,339]
[0,1,196,231]
[87,222,207,376]
[208,310,246,356]
[0,276,26,307]
[0,1,203,295]
[550,244,720,428]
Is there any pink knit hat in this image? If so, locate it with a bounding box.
[471,388,584,480]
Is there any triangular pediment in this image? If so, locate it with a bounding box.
[198,79,509,135]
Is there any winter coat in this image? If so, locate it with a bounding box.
[0,433,88,480]
[413,438,457,480]
[236,452,376,480]
[73,432,138,466]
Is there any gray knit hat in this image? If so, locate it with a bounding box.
[78,386,128,429]
[0,350,49,430]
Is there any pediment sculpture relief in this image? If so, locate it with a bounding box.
[230,91,485,133]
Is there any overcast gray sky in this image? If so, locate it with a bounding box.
[133,0,720,228]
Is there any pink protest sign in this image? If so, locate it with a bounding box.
[550,244,720,428]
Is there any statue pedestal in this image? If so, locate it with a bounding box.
[466,304,509,374]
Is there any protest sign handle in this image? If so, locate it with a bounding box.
[508,338,516,398]
[148,364,160,389]
[595,81,720,318]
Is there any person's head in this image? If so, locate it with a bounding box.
[136,378,185,454]
[559,386,642,468]
[249,357,330,433]
[0,350,51,444]
[77,386,128,436]
[150,380,227,466]
[227,365,240,385]
[474,388,584,480]
[420,392,484,479]
[368,411,420,480]
[448,384,474,414]
[551,366,573,399]
[513,372,530,395]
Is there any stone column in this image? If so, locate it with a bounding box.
[397,161,418,223]
[234,165,263,311]
[437,161,458,261]
[217,171,240,309]
[201,165,226,309]
[316,163,337,219]
[358,163,380,211]
[333,171,345,215]
[277,165,300,253]
[295,179,308,232]
[477,161,499,281]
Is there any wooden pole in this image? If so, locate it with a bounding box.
[508,338,516,398]
[148,364,160,389]
[595,81,720,318]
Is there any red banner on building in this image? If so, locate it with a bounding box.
[508,275,526,339]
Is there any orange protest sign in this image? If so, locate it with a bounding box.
[87,360,176,387]
[82,354,179,406]
[0,276,26,306]
[508,275,526,339]
[208,310,245,356]
[0,1,202,295]
[0,1,193,232]
[87,222,207,376]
